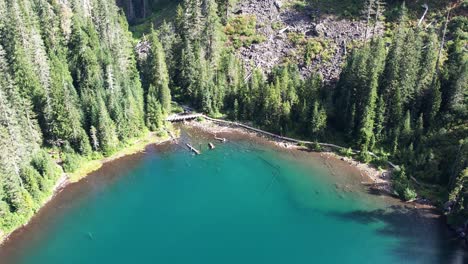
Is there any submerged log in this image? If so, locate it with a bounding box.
[186,143,201,155]
[215,136,226,143]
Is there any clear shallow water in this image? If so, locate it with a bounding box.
[2,131,466,264]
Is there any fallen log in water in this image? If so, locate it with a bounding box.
[186,143,201,155]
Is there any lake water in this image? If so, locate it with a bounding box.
[0,128,466,264]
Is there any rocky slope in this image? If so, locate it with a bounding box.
[232,0,384,82]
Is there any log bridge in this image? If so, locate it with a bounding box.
[166,114,203,122]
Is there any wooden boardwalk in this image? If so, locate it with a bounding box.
[166,113,203,122]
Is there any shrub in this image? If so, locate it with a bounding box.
[403,187,418,201]
[19,165,43,201]
[308,141,322,151]
[370,154,389,169]
[31,150,61,181]
[225,15,266,48]
[287,32,305,45]
[339,147,354,158]
[156,130,167,137]
[392,167,418,201]
[62,153,83,173]
[304,39,323,64]
[293,0,308,11]
[0,201,10,217]
[271,21,283,30]
[357,151,371,163]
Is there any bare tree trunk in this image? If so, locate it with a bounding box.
[417,4,429,27]
[372,1,379,36]
[364,0,374,41]
[435,8,451,74]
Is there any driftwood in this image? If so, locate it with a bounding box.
[215,136,226,142]
[186,143,201,155]
[279,26,290,34]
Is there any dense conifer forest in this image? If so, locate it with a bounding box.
[0,0,466,239]
[0,0,148,235]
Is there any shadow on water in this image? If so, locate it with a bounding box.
[328,205,468,264]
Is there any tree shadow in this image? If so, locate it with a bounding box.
[328,205,468,264]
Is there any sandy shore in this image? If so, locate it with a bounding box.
[0,132,174,246]
[186,119,394,195]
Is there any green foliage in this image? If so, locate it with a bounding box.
[358,151,372,163]
[403,187,418,201]
[291,0,309,11]
[287,32,306,45]
[310,101,327,137]
[146,92,164,131]
[145,29,172,114]
[304,39,324,65]
[0,0,154,234]
[339,148,354,158]
[127,0,182,38]
[307,141,322,152]
[225,15,266,48]
[392,167,417,201]
[62,153,84,173]
[369,149,390,169]
[31,151,61,182]
[19,165,43,202]
[271,21,284,31]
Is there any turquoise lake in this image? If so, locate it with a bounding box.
[0,128,466,264]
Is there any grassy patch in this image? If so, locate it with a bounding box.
[272,21,285,31]
[287,32,306,45]
[171,102,184,114]
[283,0,309,11]
[129,0,181,39]
[304,38,333,64]
[286,32,333,64]
[225,15,266,48]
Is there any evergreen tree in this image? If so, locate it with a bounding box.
[96,98,118,156]
[146,85,164,131]
[202,0,224,65]
[357,39,386,152]
[147,29,172,114]
[379,8,407,150]
[310,101,327,139]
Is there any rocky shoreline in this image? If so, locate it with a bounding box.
[186,119,393,195]
[186,118,468,247]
